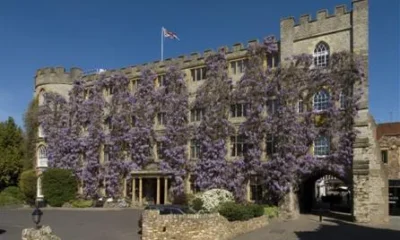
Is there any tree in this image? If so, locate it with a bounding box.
[194,51,235,191]
[0,117,24,190]
[22,98,39,170]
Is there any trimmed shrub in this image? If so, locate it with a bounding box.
[19,170,37,205]
[264,205,279,218]
[1,186,24,201]
[218,202,254,221]
[199,189,234,213]
[191,198,204,212]
[0,187,24,206]
[42,168,78,207]
[70,199,93,208]
[248,203,264,218]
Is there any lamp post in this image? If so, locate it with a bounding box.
[32,206,43,229]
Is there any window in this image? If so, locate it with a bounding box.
[104,148,109,162]
[190,139,201,159]
[266,99,279,115]
[381,150,388,164]
[250,176,263,203]
[266,134,277,156]
[158,74,166,87]
[231,104,248,118]
[298,98,304,113]
[131,116,136,127]
[339,91,347,109]
[314,135,330,156]
[37,145,48,167]
[230,59,248,75]
[267,54,279,68]
[191,67,207,81]
[313,90,330,111]
[231,135,248,157]
[157,142,166,160]
[104,117,112,130]
[38,125,45,138]
[105,86,114,96]
[313,42,330,67]
[190,108,204,122]
[157,113,166,125]
[38,89,45,106]
[131,79,140,91]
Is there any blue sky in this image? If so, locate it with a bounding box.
[0,0,399,128]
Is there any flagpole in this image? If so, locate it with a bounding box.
[161,27,164,61]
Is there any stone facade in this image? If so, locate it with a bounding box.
[377,122,400,180]
[141,210,268,240]
[32,0,389,224]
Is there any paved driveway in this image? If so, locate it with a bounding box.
[0,208,142,240]
[234,215,400,240]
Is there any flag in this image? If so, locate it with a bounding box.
[162,27,180,40]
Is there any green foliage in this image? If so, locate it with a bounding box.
[191,198,204,212]
[263,205,279,219]
[0,187,24,206]
[70,199,93,208]
[42,168,78,207]
[218,202,261,221]
[19,170,37,205]
[248,203,265,218]
[0,117,24,190]
[22,98,39,170]
[1,186,24,200]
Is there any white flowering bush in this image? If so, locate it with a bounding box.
[198,189,234,213]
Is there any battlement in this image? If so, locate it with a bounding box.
[281,3,350,28]
[35,67,83,87]
[80,38,268,81]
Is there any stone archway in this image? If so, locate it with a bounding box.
[298,171,351,214]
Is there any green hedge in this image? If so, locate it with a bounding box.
[19,170,37,206]
[42,168,78,207]
[218,202,264,221]
[0,186,24,206]
[70,199,93,208]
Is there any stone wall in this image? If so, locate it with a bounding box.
[22,226,61,240]
[379,135,400,179]
[141,210,268,240]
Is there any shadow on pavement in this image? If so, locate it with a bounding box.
[0,229,6,234]
[295,219,400,240]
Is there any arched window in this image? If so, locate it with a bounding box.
[37,146,48,167]
[38,89,45,106]
[314,135,330,156]
[313,90,330,111]
[313,42,330,67]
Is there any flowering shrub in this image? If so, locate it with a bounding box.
[198,188,234,212]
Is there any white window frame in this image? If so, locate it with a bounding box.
[313,42,330,67]
[157,112,166,125]
[190,139,201,159]
[230,59,248,75]
[191,67,207,81]
[313,90,330,112]
[231,135,247,157]
[314,135,330,157]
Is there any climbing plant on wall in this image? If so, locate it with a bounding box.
[38,34,364,203]
[159,64,190,197]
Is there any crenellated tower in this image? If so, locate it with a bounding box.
[279,0,388,224]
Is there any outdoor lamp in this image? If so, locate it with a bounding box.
[32,206,43,229]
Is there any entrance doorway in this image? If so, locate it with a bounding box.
[299,173,350,214]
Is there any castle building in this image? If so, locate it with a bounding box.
[34,0,389,224]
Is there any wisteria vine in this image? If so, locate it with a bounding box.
[39,35,364,203]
